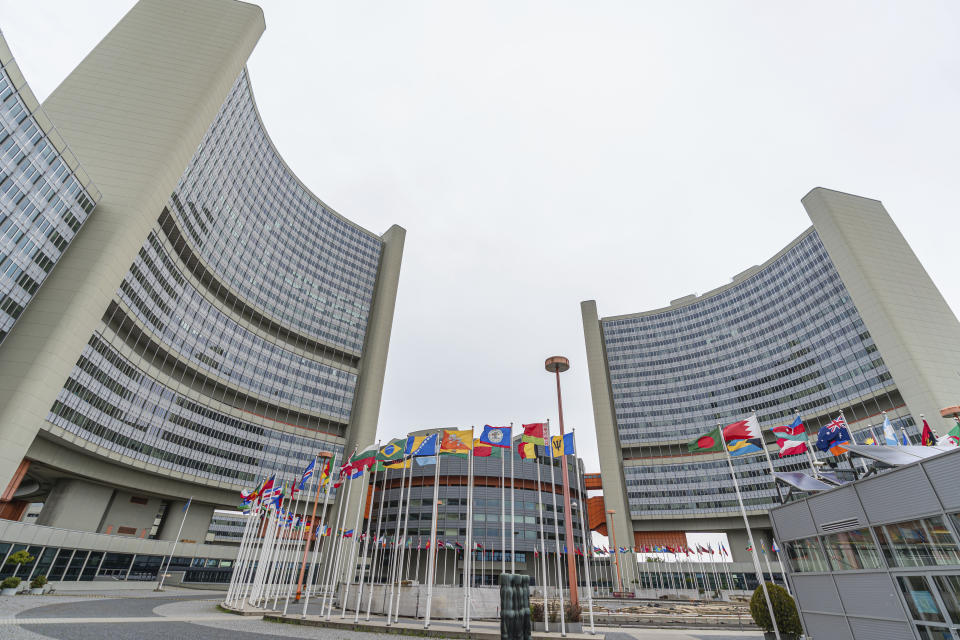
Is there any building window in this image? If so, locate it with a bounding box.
[874,516,960,567]
[932,575,960,625]
[897,575,945,623]
[783,537,828,572]
[822,529,883,571]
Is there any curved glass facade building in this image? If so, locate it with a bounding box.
[583,189,960,560]
[0,0,404,544]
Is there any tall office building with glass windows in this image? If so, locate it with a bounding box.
[582,188,960,561]
[0,0,404,544]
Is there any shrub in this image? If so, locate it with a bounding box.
[30,575,47,589]
[1,577,21,590]
[565,602,582,623]
[548,604,559,623]
[750,582,802,636]
[5,550,34,567]
[530,602,544,622]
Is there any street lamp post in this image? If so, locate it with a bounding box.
[545,355,578,609]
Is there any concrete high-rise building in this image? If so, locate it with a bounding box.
[582,188,960,561]
[0,0,404,544]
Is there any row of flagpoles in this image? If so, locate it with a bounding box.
[223,421,600,635]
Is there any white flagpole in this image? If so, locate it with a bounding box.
[249,505,277,606]
[354,449,381,622]
[751,412,783,505]
[510,423,516,574]
[535,441,549,632]
[571,430,595,634]
[302,452,337,614]
[240,497,269,607]
[226,502,257,606]
[722,427,781,640]
[342,462,368,618]
[501,440,507,576]
[385,456,410,626]
[157,496,193,591]
[547,421,566,637]
[424,448,443,629]
[772,543,790,595]
[463,436,474,630]
[283,466,316,614]
[323,470,352,619]
[391,449,417,624]
[367,456,390,620]
[258,499,286,607]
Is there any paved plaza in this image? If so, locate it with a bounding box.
[0,589,763,639]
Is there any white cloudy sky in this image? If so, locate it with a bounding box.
[2,1,958,473]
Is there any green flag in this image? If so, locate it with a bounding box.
[947,420,960,447]
[377,438,406,461]
[688,426,724,453]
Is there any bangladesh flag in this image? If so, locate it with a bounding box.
[688,427,724,453]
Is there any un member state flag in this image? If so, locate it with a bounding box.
[688,427,724,453]
[378,439,405,461]
[479,425,511,448]
[549,432,575,457]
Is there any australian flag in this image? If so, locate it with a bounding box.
[816,416,852,455]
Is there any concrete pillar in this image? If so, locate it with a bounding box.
[157,500,214,543]
[35,479,113,531]
[99,491,164,537]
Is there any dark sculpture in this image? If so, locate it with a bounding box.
[499,573,531,640]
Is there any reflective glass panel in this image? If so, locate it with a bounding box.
[898,575,946,623]
[875,516,960,567]
[822,529,883,571]
[784,537,829,572]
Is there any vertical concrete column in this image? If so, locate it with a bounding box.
[157,500,215,543]
[337,224,405,578]
[0,0,265,492]
[803,188,960,430]
[580,300,635,558]
[35,479,114,532]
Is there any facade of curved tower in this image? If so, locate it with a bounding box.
[583,189,960,562]
[0,0,404,544]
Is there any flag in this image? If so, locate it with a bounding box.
[298,458,316,491]
[883,415,899,446]
[772,540,781,553]
[440,429,473,454]
[772,416,809,457]
[517,441,537,459]
[352,446,378,472]
[379,458,412,470]
[921,419,936,446]
[724,415,763,457]
[473,438,500,458]
[415,455,436,466]
[549,432,575,457]
[343,529,354,538]
[378,438,406,461]
[318,459,331,486]
[261,476,280,500]
[688,427,724,453]
[943,420,960,447]
[816,415,852,455]
[405,432,439,457]
[521,422,546,445]
[479,425,511,448]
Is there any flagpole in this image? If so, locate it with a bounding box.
[226,499,258,606]
[297,453,331,602]
[367,458,389,619]
[722,426,781,640]
[463,433,474,630]
[547,421,566,637]
[302,452,338,617]
[315,475,344,612]
[386,452,410,626]
[324,468,352,619]
[424,448,443,629]
[510,422,516,574]
[533,442,548,634]
[284,463,316,614]
[571,430,595,634]
[341,464,367,618]
[391,447,417,623]
[501,437,507,576]
[249,505,277,606]
[156,495,193,592]
[354,447,380,622]
[794,411,819,477]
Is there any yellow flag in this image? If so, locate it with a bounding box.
[441,429,473,454]
[551,435,565,457]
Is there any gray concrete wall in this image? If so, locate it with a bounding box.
[157,500,215,543]
[580,300,635,559]
[98,490,162,537]
[34,479,113,531]
[803,188,960,432]
[0,0,264,492]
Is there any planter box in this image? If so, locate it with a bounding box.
[1,588,16,596]
[30,588,43,595]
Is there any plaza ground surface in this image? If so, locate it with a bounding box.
[0,589,764,639]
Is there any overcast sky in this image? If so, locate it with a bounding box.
[2,1,958,473]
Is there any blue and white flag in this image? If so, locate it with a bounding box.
[298,458,316,491]
[883,415,899,446]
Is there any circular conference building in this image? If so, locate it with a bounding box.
[582,188,960,568]
[0,0,403,569]
[363,443,590,588]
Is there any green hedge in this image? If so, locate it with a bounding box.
[750,582,802,635]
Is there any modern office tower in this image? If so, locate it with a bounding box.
[582,188,960,560]
[0,0,404,544]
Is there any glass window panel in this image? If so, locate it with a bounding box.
[933,575,960,625]
[80,552,103,580]
[822,529,882,571]
[915,625,954,640]
[63,550,89,581]
[784,537,829,572]
[30,547,57,580]
[898,575,945,623]
[47,549,71,581]
[875,516,960,567]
